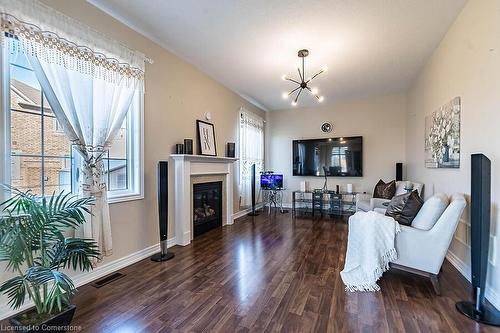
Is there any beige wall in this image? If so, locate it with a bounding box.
[0,0,265,309]
[266,93,407,204]
[406,0,500,307]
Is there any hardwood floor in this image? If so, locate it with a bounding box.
[7,211,498,332]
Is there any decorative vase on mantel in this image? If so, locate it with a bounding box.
[443,144,450,163]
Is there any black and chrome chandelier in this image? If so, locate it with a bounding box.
[281,49,327,106]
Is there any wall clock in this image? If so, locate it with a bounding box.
[321,122,333,133]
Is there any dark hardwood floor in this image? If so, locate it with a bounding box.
[5,210,498,332]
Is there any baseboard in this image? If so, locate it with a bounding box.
[232,203,264,221]
[232,203,294,218]
[0,237,176,321]
[446,251,500,310]
[446,251,471,282]
[71,237,176,287]
[487,286,500,312]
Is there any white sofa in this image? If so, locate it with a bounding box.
[356,181,424,212]
[388,193,466,294]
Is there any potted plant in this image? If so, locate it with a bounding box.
[0,188,100,332]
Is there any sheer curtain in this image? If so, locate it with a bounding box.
[27,55,139,257]
[1,0,146,257]
[239,110,264,207]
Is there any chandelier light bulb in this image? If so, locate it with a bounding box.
[311,87,319,95]
[318,96,325,102]
[282,92,289,99]
[281,74,287,81]
[321,66,328,72]
[291,101,297,107]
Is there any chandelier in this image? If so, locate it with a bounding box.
[281,49,327,106]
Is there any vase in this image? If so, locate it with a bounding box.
[443,145,450,163]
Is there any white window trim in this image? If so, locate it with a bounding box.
[0,45,11,203]
[0,45,144,204]
[107,91,144,204]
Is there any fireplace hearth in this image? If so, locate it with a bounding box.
[193,181,223,237]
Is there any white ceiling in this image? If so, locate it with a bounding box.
[89,0,466,111]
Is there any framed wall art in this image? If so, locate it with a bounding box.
[196,120,217,156]
[425,97,461,168]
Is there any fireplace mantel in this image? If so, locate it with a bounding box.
[170,154,238,246]
[171,154,238,163]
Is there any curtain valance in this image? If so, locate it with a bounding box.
[240,112,265,131]
[0,0,147,87]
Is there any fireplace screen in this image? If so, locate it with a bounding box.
[193,181,223,237]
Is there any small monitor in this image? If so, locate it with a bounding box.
[260,174,283,189]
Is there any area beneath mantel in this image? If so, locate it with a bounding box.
[170,154,238,246]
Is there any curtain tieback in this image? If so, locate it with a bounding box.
[91,191,104,198]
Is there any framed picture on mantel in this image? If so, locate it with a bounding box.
[196,120,217,156]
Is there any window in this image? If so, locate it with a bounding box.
[105,118,128,192]
[239,110,264,207]
[8,50,72,196]
[2,41,143,202]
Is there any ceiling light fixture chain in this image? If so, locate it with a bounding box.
[281,49,326,106]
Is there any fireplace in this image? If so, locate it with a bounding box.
[193,181,223,237]
[171,154,236,246]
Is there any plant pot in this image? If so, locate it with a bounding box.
[9,304,76,333]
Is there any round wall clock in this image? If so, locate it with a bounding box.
[321,122,333,133]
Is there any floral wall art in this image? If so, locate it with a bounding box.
[425,97,461,168]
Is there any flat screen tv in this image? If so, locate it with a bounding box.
[260,174,283,189]
[292,136,363,177]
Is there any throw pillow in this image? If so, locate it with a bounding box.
[385,190,424,226]
[373,179,396,199]
[411,193,449,230]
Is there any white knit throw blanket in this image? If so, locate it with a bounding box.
[341,211,401,292]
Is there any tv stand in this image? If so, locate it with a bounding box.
[292,190,357,218]
[262,188,286,214]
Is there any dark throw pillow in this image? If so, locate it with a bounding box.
[385,190,424,226]
[373,179,396,199]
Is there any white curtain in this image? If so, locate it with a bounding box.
[0,0,146,257]
[239,110,264,207]
[28,55,139,256]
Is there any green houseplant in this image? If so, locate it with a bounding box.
[0,187,100,332]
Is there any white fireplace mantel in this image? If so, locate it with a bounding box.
[170,154,238,246]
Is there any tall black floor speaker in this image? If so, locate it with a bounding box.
[456,154,500,326]
[151,161,175,262]
[247,164,259,216]
[396,163,403,181]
